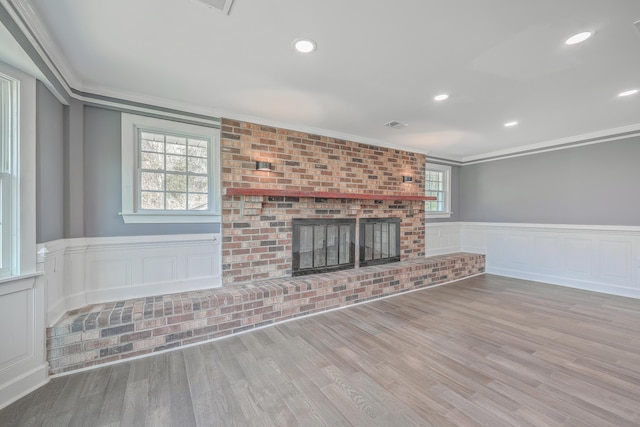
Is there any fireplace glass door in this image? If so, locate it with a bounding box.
[293,218,355,276]
[359,218,401,267]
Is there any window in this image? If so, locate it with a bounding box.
[0,73,17,277]
[425,162,452,218]
[0,61,36,279]
[121,113,221,223]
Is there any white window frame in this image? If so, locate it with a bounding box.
[120,113,221,223]
[0,73,17,277]
[425,162,452,219]
[0,61,37,280]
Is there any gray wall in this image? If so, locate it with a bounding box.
[64,99,85,238]
[460,136,640,225]
[36,81,64,243]
[425,164,461,223]
[83,106,219,237]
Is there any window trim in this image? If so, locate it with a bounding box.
[120,113,221,223]
[0,61,37,278]
[0,73,18,277]
[0,173,13,277]
[425,162,452,219]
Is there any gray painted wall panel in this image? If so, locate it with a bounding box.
[83,106,219,237]
[36,81,64,243]
[460,136,640,225]
[64,99,85,238]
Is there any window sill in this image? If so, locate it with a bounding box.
[0,272,43,292]
[120,212,221,224]
[425,212,453,219]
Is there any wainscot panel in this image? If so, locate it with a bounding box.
[423,222,640,299]
[0,274,48,411]
[39,234,222,327]
[425,222,462,256]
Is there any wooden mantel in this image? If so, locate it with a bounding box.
[224,188,436,202]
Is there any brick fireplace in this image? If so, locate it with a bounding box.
[45,119,485,374]
[221,119,429,285]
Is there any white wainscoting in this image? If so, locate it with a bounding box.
[424,222,462,256]
[0,273,48,410]
[39,234,222,327]
[425,222,640,299]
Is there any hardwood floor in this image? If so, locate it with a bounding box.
[2,274,640,426]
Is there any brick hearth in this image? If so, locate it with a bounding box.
[47,253,484,375]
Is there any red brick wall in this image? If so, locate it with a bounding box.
[221,119,427,285]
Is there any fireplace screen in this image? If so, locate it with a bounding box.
[292,218,355,276]
[359,218,401,267]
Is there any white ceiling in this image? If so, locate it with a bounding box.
[27,0,640,160]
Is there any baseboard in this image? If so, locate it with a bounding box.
[47,290,87,327]
[487,267,640,299]
[0,364,48,411]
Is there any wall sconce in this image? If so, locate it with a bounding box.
[256,161,272,171]
[402,175,413,183]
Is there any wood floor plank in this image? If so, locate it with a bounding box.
[1,376,69,426]
[231,350,296,426]
[166,351,198,426]
[184,346,246,427]
[119,359,151,427]
[94,363,129,426]
[2,274,640,426]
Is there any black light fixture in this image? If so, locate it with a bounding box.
[256,161,272,171]
[402,175,413,183]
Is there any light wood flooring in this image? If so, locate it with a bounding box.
[1,274,640,426]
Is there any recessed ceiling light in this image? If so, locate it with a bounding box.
[293,39,316,53]
[618,89,639,97]
[565,31,592,45]
[504,121,518,127]
[434,94,449,102]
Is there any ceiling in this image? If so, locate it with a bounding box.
[24,0,640,161]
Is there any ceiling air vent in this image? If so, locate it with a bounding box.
[194,0,235,14]
[384,120,408,129]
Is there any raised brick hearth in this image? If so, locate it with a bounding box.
[47,253,484,375]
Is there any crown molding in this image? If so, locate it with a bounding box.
[4,0,639,164]
[462,123,640,165]
[2,0,79,102]
[73,85,221,127]
[424,152,463,166]
[77,82,432,155]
